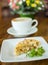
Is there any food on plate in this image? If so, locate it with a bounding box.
[14,39,42,56]
[26,47,45,57]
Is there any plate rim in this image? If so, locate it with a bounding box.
[7,27,38,37]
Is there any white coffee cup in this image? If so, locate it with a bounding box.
[11,17,38,34]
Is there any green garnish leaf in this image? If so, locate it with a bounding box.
[26,47,45,57]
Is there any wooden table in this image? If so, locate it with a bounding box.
[0,12,48,65]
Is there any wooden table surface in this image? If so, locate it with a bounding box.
[0,12,48,65]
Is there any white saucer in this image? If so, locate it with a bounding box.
[7,27,38,37]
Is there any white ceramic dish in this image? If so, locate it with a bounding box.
[1,37,48,62]
[11,17,38,34]
[7,27,38,37]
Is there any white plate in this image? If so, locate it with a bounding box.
[7,27,38,37]
[1,37,48,62]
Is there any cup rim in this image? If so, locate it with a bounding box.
[11,17,32,23]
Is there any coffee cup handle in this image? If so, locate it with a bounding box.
[32,19,38,28]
